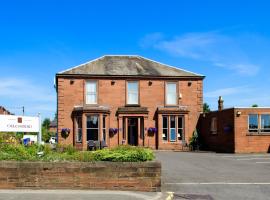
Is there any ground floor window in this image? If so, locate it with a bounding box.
[261,114,270,132]
[87,115,99,141]
[102,115,106,141]
[75,116,82,143]
[162,115,184,142]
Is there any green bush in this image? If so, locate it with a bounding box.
[0,144,154,162]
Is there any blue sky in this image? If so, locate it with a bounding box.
[1,0,270,119]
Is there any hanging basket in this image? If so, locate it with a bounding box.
[61,128,70,139]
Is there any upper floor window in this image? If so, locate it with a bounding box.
[248,114,258,132]
[260,114,270,132]
[127,81,138,104]
[166,82,177,105]
[86,81,97,104]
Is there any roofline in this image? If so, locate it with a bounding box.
[57,55,205,78]
[206,107,270,113]
[55,73,205,79]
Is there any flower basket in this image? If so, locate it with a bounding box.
[61,128,70,139]
[148,127,157,135]
[109,128,118,137]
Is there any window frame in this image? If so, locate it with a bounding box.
[86,115,99,141]
[177,116,184,140]
[260,114,270,133]
[162,116,168,141]
[126,81,139,105]
[210,117,217,135]
[248,114,259,133]
[165,82,178,106]
[75,116,82,143]
[169,116,177,142]
[85,80,98,105]
[102,115,106,141]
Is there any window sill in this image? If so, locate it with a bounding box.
[247,133,270,136]
[125,104,140,107]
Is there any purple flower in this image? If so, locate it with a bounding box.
[148,127,157,134]
[109,128,118,134]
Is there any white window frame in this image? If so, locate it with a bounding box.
[127,81,139,105]
[166,82,177,105]
[260,114,270,133]
[86,81,97,104]
[76,116,82,143]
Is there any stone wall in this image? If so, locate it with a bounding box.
[0,161,161,192]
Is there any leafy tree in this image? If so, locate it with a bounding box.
[203,103,211,113]
[252,104,258,107]
[42,118,53,142]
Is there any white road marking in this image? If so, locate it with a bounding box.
[256,162,270,164]
[237,158,270,161]
[222,155,270,158]
[165,182,270,185]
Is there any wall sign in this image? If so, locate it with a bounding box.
[0,115,39,132]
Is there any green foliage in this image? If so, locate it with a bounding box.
[42,118,51,129]
[0,144,154,162]
[252,104,258,107]
[203,103,211,113]
[189,129,200,150]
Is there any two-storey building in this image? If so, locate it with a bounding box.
[56,55,204,150]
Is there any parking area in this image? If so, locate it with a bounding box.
[156,152,270,200]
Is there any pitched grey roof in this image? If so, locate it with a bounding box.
[58,55,204,77]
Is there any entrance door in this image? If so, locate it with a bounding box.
[128,118,138,146]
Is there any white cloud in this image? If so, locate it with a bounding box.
[204,86,253,98]
[141,31,260,76]
[0,78,56,118]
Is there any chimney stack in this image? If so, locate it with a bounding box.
[218,96,224,111]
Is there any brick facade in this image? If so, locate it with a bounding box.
[199,108,270,153]
[57,77,203,150]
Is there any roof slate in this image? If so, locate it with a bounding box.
[58,55,203,77]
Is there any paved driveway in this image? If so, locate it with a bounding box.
[156,151,270,200]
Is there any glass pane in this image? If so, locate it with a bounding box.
[86,81,96,93]
[170,128,176,141]
[178,129,183,140]
[162,129,168,140]
[249,114,258,130]
[128,82,138,92]
[87,129,98,141]
[128,93,138,104]
[167,93,176,105]
[87,116,99,128]
[163,116,168,128]
[103,129,106,141]
[87,94,96,104]
[77,129,82,142]
[178,116,183,128]
[103,115,106,129]
[261,114,270,131]
[170,116,176,128]
[167,83,176,93]
[77,117,82,129]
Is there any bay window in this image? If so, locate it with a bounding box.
[75,116,82,143]
[127,81,139,104]
[86,115,99,141]
[162,115,184,142]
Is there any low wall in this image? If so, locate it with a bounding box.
[0,161,161,192]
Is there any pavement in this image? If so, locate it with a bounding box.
[0,152,269,200]
[156,151,270,200]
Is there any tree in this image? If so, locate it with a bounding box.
[42,118,52,142]
[203,103,211,113]
[252,104,258,107]
[42,118,51,129]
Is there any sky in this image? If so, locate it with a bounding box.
[1,0,270,120]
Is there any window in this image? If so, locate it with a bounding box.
[162,116,168,141]
[166,82,177,105]
[102,115,106,141]
[170,116,176,141]
[86,115,99,141]
[86,81,97,104]
[127,81,139,104]
[211,117,217,134]
[76,116,82,143]
[178,116,184,140]
[249,114,258,132]
[261,114,270,132]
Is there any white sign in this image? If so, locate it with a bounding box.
[0,115,39,132]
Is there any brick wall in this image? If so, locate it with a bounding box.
[198,108,235,153]
[57,77,203,150]
[234,108,270,153]
[0,161,161,192]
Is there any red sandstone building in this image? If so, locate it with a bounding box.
[0,106,12,115]
[56,55,204,150]
[198,97,270,153]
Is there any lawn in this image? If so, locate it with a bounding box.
[0,144,155,162]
